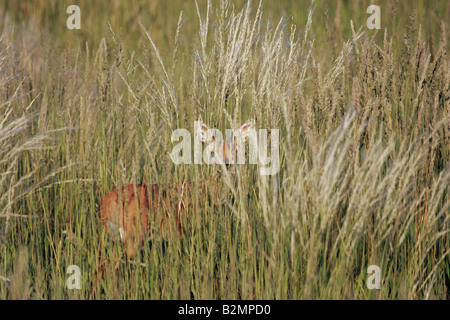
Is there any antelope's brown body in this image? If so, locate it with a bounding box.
[100,180,219,259]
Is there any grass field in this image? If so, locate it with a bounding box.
[0,0,449,299]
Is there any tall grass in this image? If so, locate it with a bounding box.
[0,0,449,299]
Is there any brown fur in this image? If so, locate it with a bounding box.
[99,179,220,260]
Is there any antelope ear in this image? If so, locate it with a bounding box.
[195,120,212,144]
[239,119,255,138]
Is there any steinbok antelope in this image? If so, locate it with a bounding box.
[99,120,255,261]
